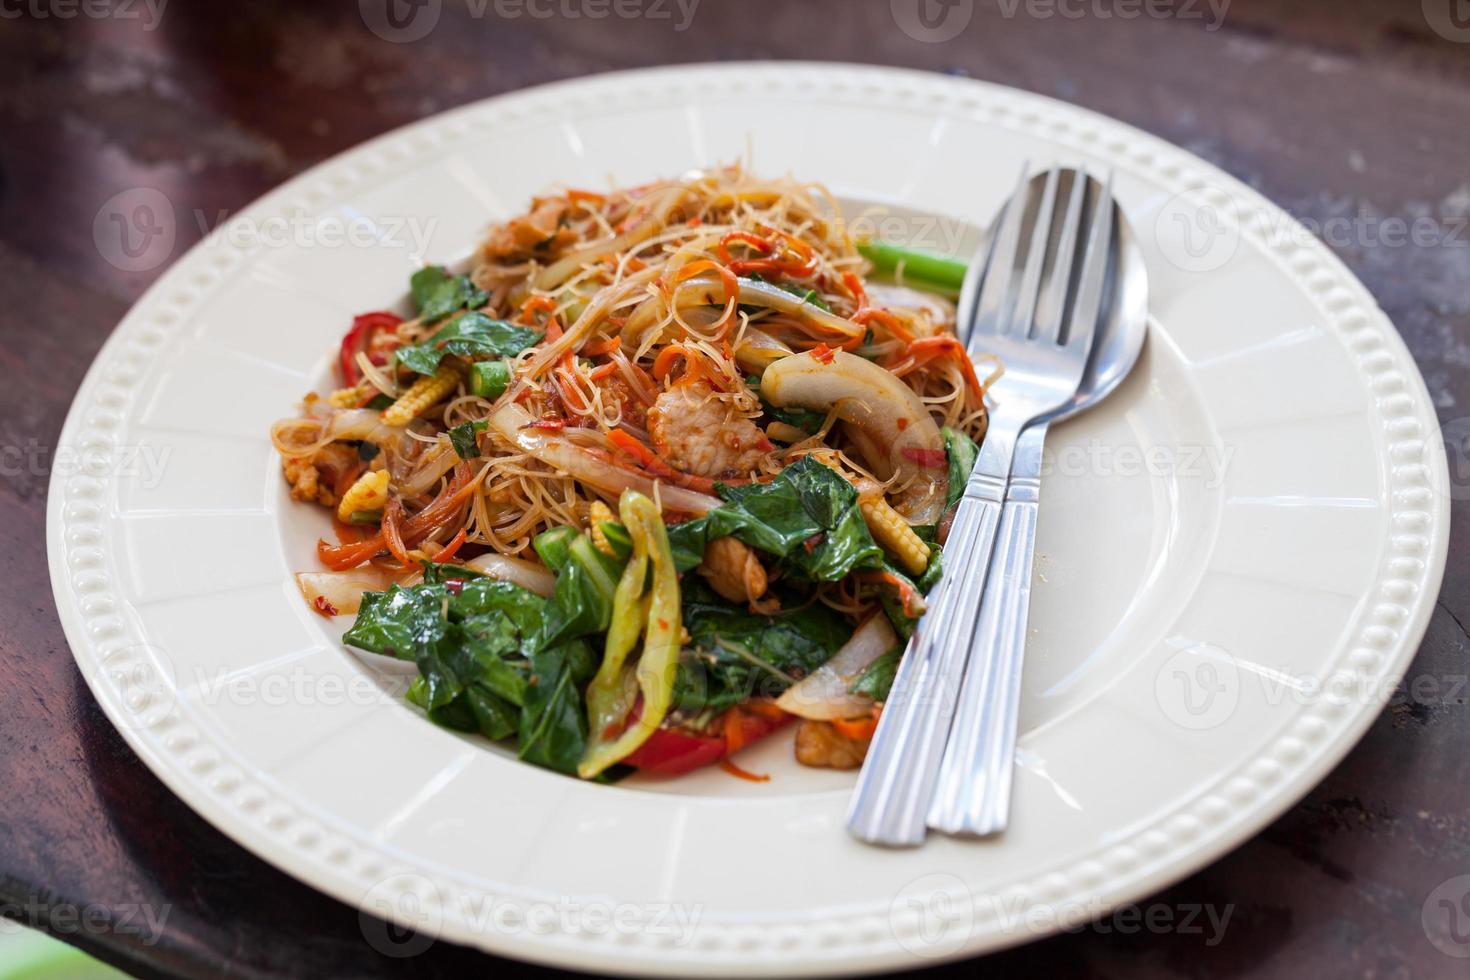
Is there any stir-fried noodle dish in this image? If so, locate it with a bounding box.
[272,167,996,781]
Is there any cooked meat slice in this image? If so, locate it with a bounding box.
[481,197,576,261]
[282,442,359,508]
[697,537,768,604]
[794,719,871,770]
[647,383,769,479]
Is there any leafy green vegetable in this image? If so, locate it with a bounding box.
[666,456,884,582]
[448,420,487,459]
[395,312,541,376]
[849,646,902,702]
[538,534,627,651]
[943,427,979,509]
[518,642,590,772]
[343,563,591,774]
[673,581,848,716]
[874,550,944,639]
[410,265,488,323]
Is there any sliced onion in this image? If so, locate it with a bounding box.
[326,408,399,446]
[486,403,721,515]
[776,613,897,720]
[677,275,865,340]
[296,567,398,617]
[733,326,793,373]
[395,438,458,498]
[864,283,956,326]
[760,350,947,522]
[464,553,556,597]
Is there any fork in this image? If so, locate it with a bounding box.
[846,167,1114,847]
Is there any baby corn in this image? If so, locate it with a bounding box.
[381,367,459,426]
[336,469,390,523]
[588,500,616,556]
[860,495,930,576]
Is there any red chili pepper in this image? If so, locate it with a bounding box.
[622,707,790,775]
[810,343,835,365]
[339,312,403,386]
[312,595,339,617]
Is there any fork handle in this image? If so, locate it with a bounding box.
[927,423,1048,836]
[846,482,1007,846]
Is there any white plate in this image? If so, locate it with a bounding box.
[48,64,1449,975]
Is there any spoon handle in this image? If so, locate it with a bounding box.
[928,422,1049,836]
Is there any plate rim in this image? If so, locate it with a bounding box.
[47,61,1451,976]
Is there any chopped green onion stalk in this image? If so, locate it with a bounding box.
[470,359,512,400]
[857,241,968,293]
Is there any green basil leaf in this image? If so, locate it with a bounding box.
[410,265,488,323]
[448,420,487,459]
[395,312,541,376]
[666,456,884,582]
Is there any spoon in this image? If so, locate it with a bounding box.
[927,169,1150,837]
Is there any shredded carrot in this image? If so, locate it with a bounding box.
[432,527,468,563]
[587,362,619,382]
[719,758,770,782]
[567,188,606,206]
[606,429,718,493]
[886,336,984,397]
[518,294,558,323]
[858,569,926,618]
[581,334,621,356]
[381,498,412,565]
[317,534,385,571]
[832,715,879,741]
[853,307,914,343]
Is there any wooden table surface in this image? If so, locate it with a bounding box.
[3,1,1468,976]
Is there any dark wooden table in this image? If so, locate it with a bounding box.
[3,1,1468,976]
